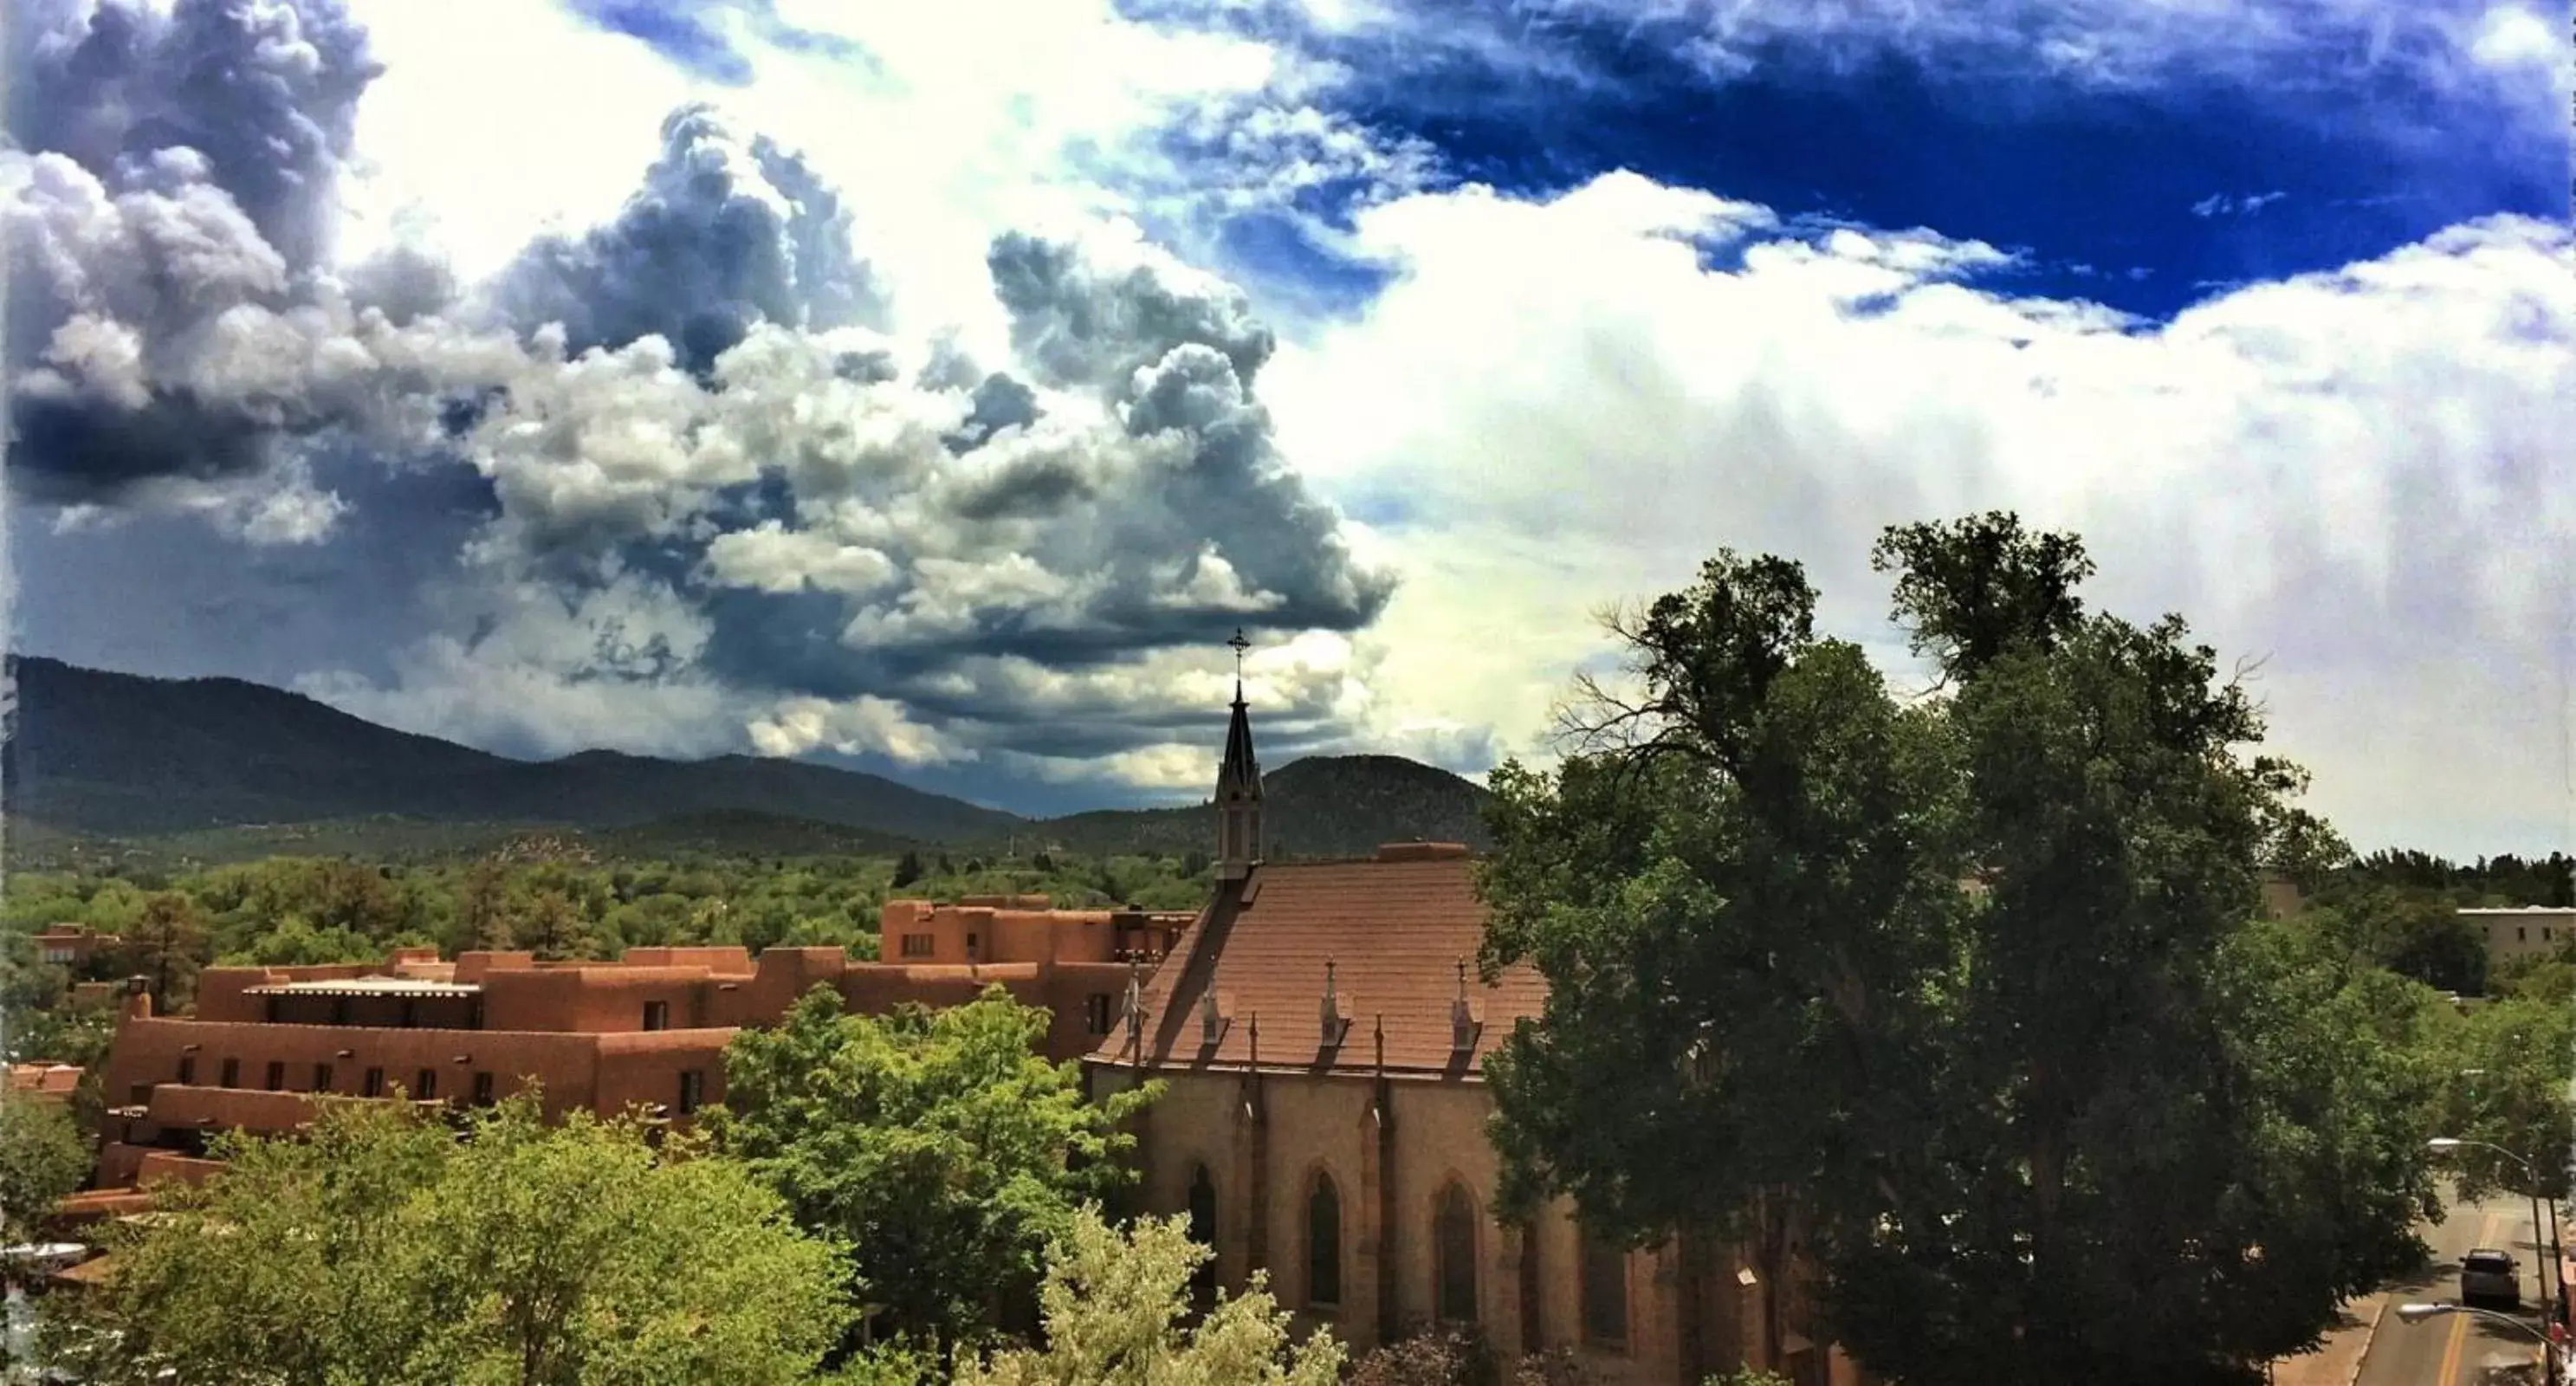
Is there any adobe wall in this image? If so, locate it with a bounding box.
[705,947,849,1027]
[102,1017,611,1120]
[454,951,538,983]
[1037,963,1130,1063]
[591,1029,736,1120]
[479,966,718,1033]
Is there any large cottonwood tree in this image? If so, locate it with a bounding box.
[1478,513,2438,1386]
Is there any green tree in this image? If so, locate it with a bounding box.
[514,888,596,961]
[951,1209,1343,1386]
[709,986,1161,1355]
[0,1091,92,1246]
[2431,993,2575,1201]
[456,860,515,953]
[892,851,925,890]
[49,1097,849,1386]
[121,891,208,1014]
[1478,514,2431,1386]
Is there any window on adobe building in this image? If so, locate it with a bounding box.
[1085,994,1113,1035]
[363,1066,385,1098]
[1580,1224,1628,1348]
[2521,926,2529,942]
[1434,1181,1479,1324]
[314,1063,334,1093]
[1307,1172,1343,1310]
[177,1056,196,1085]
[678,1070,704,1117]
[643,1001,670,1032]
[1188,1164,1220,1306]
[219,1058,239,1089]
[264,1061,285,1092]
[900,933,935,958]
[415,1068,438,1101]
[473,1072,495,1106]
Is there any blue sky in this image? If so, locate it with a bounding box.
[6,0,2571,849]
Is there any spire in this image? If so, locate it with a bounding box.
[1214,629,1264,881]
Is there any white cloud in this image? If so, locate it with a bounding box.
[1264,173,2576,854]
[747,695,966,766]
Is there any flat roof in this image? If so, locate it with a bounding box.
[2458,907,2576,916]
[240,979,482,999]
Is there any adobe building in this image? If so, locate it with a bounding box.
[32,923,118,969]
[93,902,1188,1186]
[7,1063,83,1104]
[1084,676,1861,1386]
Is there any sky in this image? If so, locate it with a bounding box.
[3,0,2571,857]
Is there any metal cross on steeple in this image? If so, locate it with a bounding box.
[1227,627,1251,683]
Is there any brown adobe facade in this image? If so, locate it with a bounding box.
[1082,669,1862,1386]
[92,900,1188,1186]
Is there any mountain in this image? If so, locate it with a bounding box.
[4,658,1492,858]
[1035,755,1492,858]
[6,657,1015,844]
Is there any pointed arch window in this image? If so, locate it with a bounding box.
[1580,1223,1628,1347]
[1434,1180,1479,1324]
[1308,1171,1343,1309]
[1188,1164,1220,1305]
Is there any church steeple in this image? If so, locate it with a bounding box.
[1215,629,1264,882]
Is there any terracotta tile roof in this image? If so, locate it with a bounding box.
[1087,847,1543,1078]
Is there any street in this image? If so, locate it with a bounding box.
[2354,1190,2558,1386]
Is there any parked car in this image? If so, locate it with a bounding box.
[2461,1247,2521,1306]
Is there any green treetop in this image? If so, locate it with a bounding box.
[709,985,1162,1357]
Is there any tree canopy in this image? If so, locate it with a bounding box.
[49,1097,851,1386]
[709,985,1161,1356]
[0,1091,91,1246]
[1478,511,2453,1386]
[950,1209,1343,1386]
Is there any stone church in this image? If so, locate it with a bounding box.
[1084,671,1862,1386]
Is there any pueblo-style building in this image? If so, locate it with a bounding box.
[1084,676,1861,1386]
[92,900,1188,1185]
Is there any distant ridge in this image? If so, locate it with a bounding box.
[4,657,1491,858]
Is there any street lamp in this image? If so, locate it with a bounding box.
[2430,1136,2562,1317]
[2394,1303,2557,1381]
[2397,1301,2552,1339]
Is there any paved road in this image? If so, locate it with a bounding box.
[2356,1191,2557,1386]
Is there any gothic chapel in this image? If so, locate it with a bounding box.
[1083,640,1864,1386]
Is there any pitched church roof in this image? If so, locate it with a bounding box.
[1087,846,1546,1078]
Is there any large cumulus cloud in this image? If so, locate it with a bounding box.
[3,0,516,523]
[496,102,889,373]
[394,223,1394,761]
[6,3,1394,800]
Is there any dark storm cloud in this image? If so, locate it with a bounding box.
[3,0,509,512]
[498,103,889,373]
[10,0,380,269]
[987,230,1277,395]
[635,235,1394,726]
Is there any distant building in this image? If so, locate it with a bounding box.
[6,1063,83,1104]
[2458,905,2576,969]
[1083,671,1861,1386]
[32,924,118,969]
[93,903,1189,1188]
